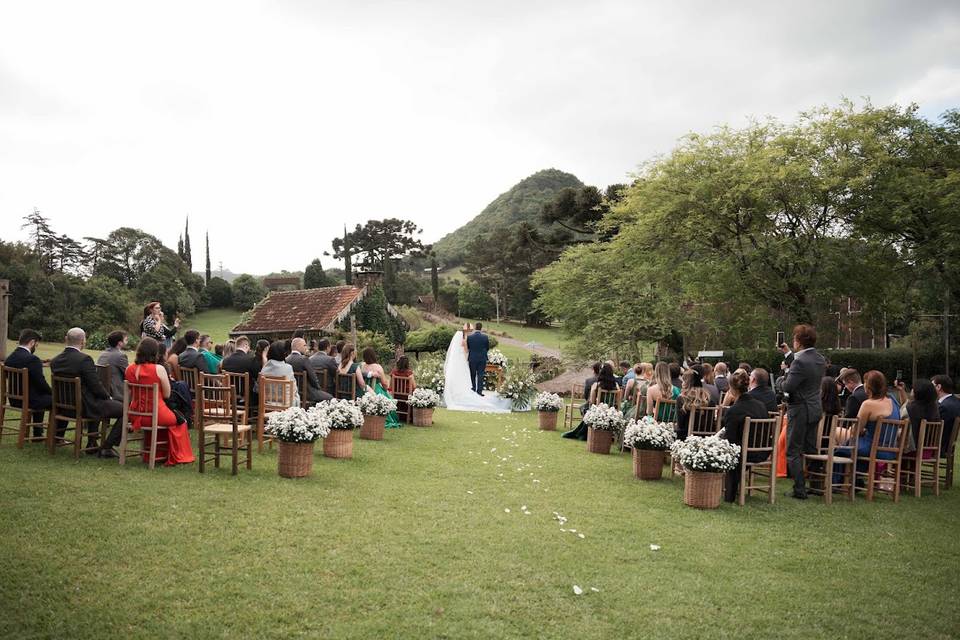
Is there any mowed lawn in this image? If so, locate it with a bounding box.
[1,409,958,639]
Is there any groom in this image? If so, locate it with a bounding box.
[466,323,489,395]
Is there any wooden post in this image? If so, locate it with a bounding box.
[0,279,8,361]
[350,313,358,348]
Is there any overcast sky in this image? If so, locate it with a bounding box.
[2,0,958,275]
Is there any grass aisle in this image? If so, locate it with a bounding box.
[1,409,958,639]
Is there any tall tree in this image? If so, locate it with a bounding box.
[430,255,439,302]
[332,219,424,272]
[204,231,211,284]
[183,216,193,270]
[21,208,56,273]
[303,258,335,289]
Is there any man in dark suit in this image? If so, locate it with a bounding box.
[4,328,52,438]
[96,330,129,400]
[780,324,826,499]
[308,338,338,397]
[466,323,490,395]
[932,375,960,456]
[221,335,260,404]
[287,338,331,403]
[722,370,770,502]
[177,330,203,371]
[50,328,123,457]
[748,368,778,412]
[839,369,867,419]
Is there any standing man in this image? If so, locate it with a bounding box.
[4,329,52,439]
[466,323,490,396]
[97,330,129,400]
[932,375,960,456]
[780,324,826,500]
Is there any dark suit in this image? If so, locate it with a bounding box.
[286,351,332,403]
[222,350,260,405]
[177,346,203,372]
[844,385,867,420]
[782,350,795,368]
[97,347,129,400]
[722,394,770,502]
[308,352,338,396]
[50,346,123,448]
[939,395,960,456]
[466,331,489,395]
[4,345,52,435]
[748,385,778,413]
[781,347,826,496]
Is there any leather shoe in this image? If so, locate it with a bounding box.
[97,448,119,459]
[784,491,808,500]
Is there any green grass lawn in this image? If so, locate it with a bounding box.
[184,308,244,344]
[1,409,957,639]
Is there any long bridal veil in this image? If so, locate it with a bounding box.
[442,330,511,413]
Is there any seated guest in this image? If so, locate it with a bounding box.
[97,330,129,400]
[222,335,260,402]
[932,375,960,456]
[4,329,52,438]
[903,379,940,453]
[714,362,730,395]
[360,347,401,428]
[124,337,195,465]
[721,370,770,502]
[308,339,319,356]
[337,344,366,398]
[646,362,680,421]
[260,340,300,407]
[839,369,866,419]
[332,340,345,364]
[580,362,601,416]
[738,362,753,374]
[50,328,123,457]
[287,337,332,403]
[619,360,634,387]
[165,338,187,378]
[198,334,220,374]
[835,370,901,463]
[308,338,339,397]
[820,375,842,420]
[177,330,203,371]
[669,362,682,390]
[677,368,713,440]
[139,302,179,347]
[621,364,645,418]
[563,363,620,440]
[748,368,778,412]
[700,363,721,406]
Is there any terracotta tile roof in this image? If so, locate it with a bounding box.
[230,286,365,336]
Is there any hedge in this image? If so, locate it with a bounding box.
[404,325,499,353]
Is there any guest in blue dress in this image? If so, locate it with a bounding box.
[835,370,901,466]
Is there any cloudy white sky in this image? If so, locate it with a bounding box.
[2,0,959,275]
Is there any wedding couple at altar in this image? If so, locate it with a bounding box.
[443,323,512,413]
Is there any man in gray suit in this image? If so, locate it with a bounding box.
[287,338,332,404]
[780,324,826,499]
[96,330,129,400]
[177,330,203,371]
[308,338,338,397]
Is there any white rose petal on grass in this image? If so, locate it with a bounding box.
[504,508,511,513]
[578,533,585,539]
[590,587,600,593]
[466,491,474,495]
[572,585,583,595]
[650,544,660,551]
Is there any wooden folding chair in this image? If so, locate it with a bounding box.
[901,419,943,498]
[940,416,959,490]
[689,405,720,438]
[563,384,583,431]
[198,378,251,475]
[294,370,315,409]
[257,375,295,452]
[595,388,622,408]
[390,375,413,423]
[118,381,169,469]
[736,416,779,505]
[0,365,48,448]
[652,397,678,423]
[336,372,356,400]
[803,416,857,504]
[49,376,104,458]
[178,367,200,426]
[856,418,909,502]
[223,371,252,426]
[317,369,329,397]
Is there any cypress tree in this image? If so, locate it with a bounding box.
[431,256,439,302]
[343,225,352,285]
[183,216,193,270]
[205,231,211,284]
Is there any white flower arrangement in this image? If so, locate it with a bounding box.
[356,390,398,416]
[487,349,508,368]
[532,391,564,412]
[409,388,441,409]
[670,435,741,473]
[310,398,364,431]
[416,356,445,394]
[265,406,330,443]
[582,403,625,432]
[623,415,676,450]
[497,369,537,410]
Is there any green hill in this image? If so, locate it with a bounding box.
[432,168,584,265]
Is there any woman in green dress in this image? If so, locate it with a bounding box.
[338,344,366,399]
[359,347,401,428]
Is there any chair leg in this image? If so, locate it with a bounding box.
[119,424,128,465]
[199,428,206,473]
[738,463,747,506]
[148,428,158,470]
[933,459,941,497]
[214,435,220,468]
[257,415,264,453]
[232,432,238,476]
[246,435,252,470]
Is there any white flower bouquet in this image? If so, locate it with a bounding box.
[623,416,676,450]
[265,406,330,443]
[583,403,626,432]
[356,390,398,416]
[416,356,445,394]
[670,435,741,473]
[532,391,564,412]
[310,398,364,431]
[409,388,441,409]
[487,349,508,368]
[497,369,537,410]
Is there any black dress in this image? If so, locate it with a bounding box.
[562,382,618,440]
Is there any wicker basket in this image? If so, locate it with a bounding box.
[323,428,354,459]
[683,469,725,509]
[412,407,435,427]
[633,447,665,480]
[538,411,558,431]
[586,427,613,454]
[360,415,386,441]
[277,441,315,478]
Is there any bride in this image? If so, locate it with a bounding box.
[442,323,512,413]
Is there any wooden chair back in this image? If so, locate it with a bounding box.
[95,363,112,391]
[903,419,944,498]
[857,418,908,501]
[689,405,719,437]
[257,375,295,452]
[199,377,236,424]
[917,419,944,458]
[119,380,166,468]
[179,367,200,396]
[317,369,329,395]
[49,375,91,458]
[223,371,251,421]
[336,372,356,399]
[742,417,778,455]
[563,383,583,431]
[0,366,40,448]
[942,416,960,490]
[390,374,413,423]
[293,370,310,408]
[595,388,622,408]
[652,397,678,423]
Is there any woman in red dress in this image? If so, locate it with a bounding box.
[125,337,195,466]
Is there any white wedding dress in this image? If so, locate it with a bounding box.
[442,331,512,413]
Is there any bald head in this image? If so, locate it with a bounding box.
[291,337,307,353]
[66,327,86,348]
